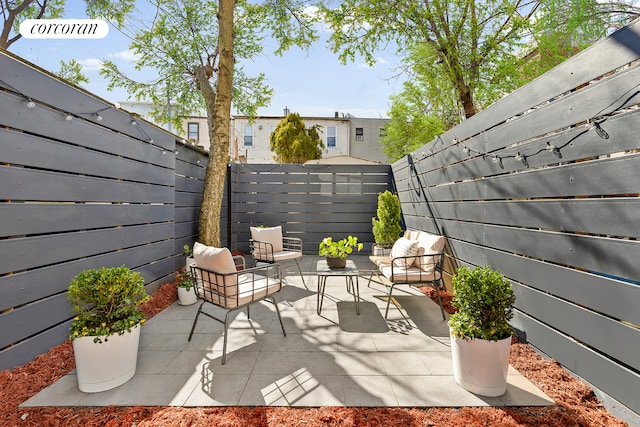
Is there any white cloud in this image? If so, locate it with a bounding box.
[109,49,140,62]
[78,58,104,71]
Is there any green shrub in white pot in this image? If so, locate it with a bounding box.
[448,265,516,396]
[68,266,149,393]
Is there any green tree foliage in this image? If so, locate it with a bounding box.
[270,112,324,163]
[518,0,638,85]
[56,59,89,85]
[0,0,134,49]
[321,0,537,120]
[382,89,446,162]
[101,0,317,245]
[322,0,638,160]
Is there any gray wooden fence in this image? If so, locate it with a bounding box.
[393,19,640,416]
[229,162,393,253]
[0,50,389,372]
[0,51,208,371]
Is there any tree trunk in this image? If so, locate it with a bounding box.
[197,0,235,247]
[460,88,477,119]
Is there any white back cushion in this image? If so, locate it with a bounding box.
[391,237,419,267]
[250,226,284,252]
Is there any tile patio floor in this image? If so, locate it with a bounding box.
[22,255,553,408]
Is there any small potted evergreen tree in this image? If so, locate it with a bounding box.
[448,265,516,397]
[68,266,150,393]
[371,190,402,255]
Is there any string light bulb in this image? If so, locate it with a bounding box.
[130,119,138,126]
[95,113,103,121]
[515,152,529,167]
[593,122,609,139]
[25,98,36,108]
[463,146,470,155]
[492,155,504,169]
[546,142,562,158]
[65,113,73,121]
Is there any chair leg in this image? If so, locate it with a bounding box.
[384,283,398,319]
[188,301,206,341]
[222,310,234,365]
[294,259,306,286]
[269,296,287,337]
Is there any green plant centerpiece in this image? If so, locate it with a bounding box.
[371,190,402,250]
[67,266,150,393]
[448,265,516,397]
[318,235,364,269]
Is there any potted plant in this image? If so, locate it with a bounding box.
[68,266,150,393]
[184,244,195,269]
[318,235,363,269]
[448,265,516,396]
[176,267,197,306]
[371,190,402,255]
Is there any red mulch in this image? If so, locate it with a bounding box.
[0,278,627,426]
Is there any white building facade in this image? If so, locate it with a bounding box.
[119,102,389,164]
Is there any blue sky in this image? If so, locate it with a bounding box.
[10,2,403,118]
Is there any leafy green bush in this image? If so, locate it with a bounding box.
[372,190,403,248]
[318,236,363,259]
[68,266,150,343]
[448,265,515,341]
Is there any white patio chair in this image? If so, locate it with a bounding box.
[188,242,286,364]
[249,225,306,286]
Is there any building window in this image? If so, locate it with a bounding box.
[379,127,387,138]
[244,124,254,147]
[327,126,337,148]
[188,122,199,142]
[355,127,364,141]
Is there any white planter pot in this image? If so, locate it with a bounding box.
[185,256,195,269]
[72,324,141,393]
[450,332,511,397]
[178,286,198,305]
[373,246,391,256]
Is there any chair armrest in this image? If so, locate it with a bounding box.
[233,255,246,270]
[282,236,303,252]
[191,262,283,283]
[249,239,275,261]
[389,252,444,280]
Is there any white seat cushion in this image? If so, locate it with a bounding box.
[271,250,303,262]
[379,264,441,283]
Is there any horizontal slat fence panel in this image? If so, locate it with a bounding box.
[0,204,174,238]
[0,240,175,313]
[512,312,640,415]
[231,163,392,253]
[418,198,640,237]
[445,241,640,327]
[0,51,211,371]
[392,21,640,417]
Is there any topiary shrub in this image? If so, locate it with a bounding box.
[372,190,402,249]
[68,266,150,343]
[448,265,515,341]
